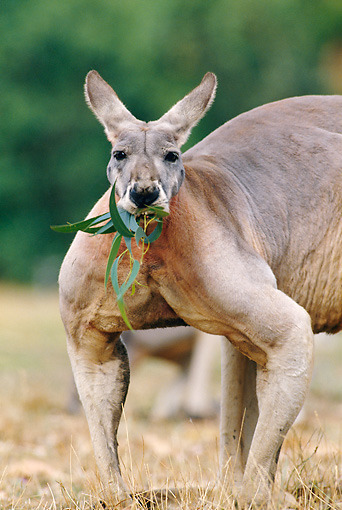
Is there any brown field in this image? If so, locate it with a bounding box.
[0,284,341,509]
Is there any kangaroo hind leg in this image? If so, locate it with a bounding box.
[220,339,258,488]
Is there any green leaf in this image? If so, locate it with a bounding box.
[104,233,122,289]
[146,220,163,243]
[117,298,133,330]
[110,256,140,301]
[135,226,146,247]
[110,183,134,237]
[111,257,121,297]
[134,206,169,219]
[128,214,139,232]
[95,220,116,235]
[118,208,135,231]
[90,212,111,225]
[146,206,169,218]
[124,236,133,255]
[117,259,140,300]
[110,256,138,330]
[51,212,111,234]
[50,216,101,233]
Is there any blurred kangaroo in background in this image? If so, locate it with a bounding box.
[68,327,219,420]
[59,71,342,507]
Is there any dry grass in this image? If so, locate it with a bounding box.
[0,284,341,509]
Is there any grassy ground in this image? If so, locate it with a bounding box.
[0,284,341,509]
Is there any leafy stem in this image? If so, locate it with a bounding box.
[51,182,168,329]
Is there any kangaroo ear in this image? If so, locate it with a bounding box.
[155,73,217,147]
[85,70,137,141]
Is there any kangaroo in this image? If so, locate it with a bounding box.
[59,71,342,507]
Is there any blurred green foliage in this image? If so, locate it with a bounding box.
[1,0,342,283]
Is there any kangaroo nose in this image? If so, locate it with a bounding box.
[129,184,160,208]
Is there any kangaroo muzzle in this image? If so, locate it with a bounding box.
[129,183,160,208]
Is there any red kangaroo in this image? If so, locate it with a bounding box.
[59,70,342,507]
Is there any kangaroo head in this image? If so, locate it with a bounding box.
[85,71,217,213]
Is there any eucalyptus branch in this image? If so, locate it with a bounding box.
[51,182,168,329]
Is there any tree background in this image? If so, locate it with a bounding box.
[1,0,342,283]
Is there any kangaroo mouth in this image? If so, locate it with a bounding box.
[118,184,169,215]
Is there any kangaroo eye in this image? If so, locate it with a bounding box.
[164,151,179,163]
[113,150,127,161]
